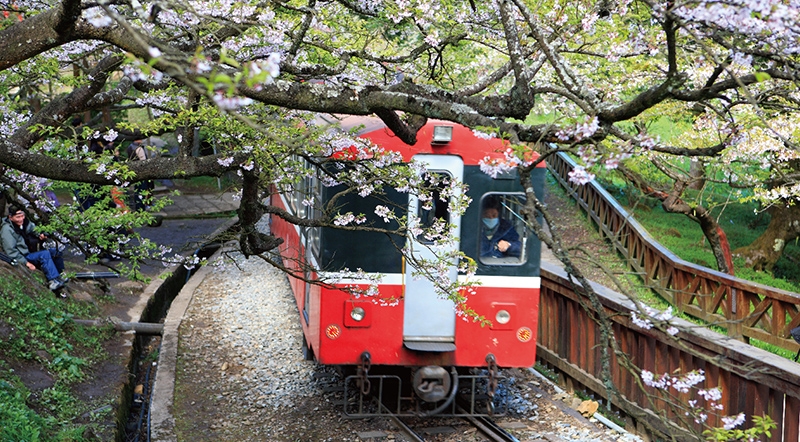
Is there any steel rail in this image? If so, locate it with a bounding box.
[457,405,520,442]
[376,400,425,442]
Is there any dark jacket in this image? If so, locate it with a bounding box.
[480,218,522,258]
[0,216,39,266]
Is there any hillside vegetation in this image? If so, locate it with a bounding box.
[0,265,121,441]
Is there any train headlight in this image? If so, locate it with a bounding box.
[344,301,372,327]
[495,310,511,325]
[350,306,366,322]
[432,125,453,144]
[490,303,515,330]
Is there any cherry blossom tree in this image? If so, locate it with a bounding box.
[2,0,800,437]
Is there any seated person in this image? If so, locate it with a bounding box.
[480,201,522,258]
[1,204,68,291]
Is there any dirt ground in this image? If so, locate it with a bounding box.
[542,183,639,293]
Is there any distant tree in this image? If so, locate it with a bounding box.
[625,108,800,274]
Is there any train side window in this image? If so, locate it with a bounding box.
[284,155,302,215]
[478,193,529,266]
[416,172,452,244]
[295,162,310,219]
[282,179,297,215]
[306,168,322,261]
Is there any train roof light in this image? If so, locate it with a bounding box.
[432,125,453,144]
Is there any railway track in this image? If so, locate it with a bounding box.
[367,384,521,442]
[461,414,521,442]
[387,413,521,442]
[388,415,426,442]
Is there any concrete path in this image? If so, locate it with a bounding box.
[158,191,239,219]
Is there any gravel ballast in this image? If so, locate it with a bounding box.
[156,248,642,441]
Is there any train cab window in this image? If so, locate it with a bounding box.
[416,172,452,244]
[478,193,529,266]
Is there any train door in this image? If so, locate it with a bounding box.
[403,154,463,352]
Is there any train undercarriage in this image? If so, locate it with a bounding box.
[342,352,507,418]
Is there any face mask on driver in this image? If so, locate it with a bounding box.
[482,217,499,229]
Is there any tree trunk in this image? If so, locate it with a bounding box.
[239,169,282,257]
[687,158,706,190]
[619,166,735,275]
[733,204,800,271]
[662,188,734,275]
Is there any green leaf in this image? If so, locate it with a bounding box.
[754,71,771,82]
[196,77,214,95]
[218,49,240,68]
[213,73,234,86]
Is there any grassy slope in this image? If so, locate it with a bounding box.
[0,268,115,441]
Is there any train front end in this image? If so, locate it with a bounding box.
[274,117,546,416]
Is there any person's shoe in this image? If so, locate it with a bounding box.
[57,276,70,284]
[49,278,65,291]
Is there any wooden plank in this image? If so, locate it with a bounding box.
[705,363,721,430]
[719,369,732,431]
[691,357,707,435]
[784,394,799,442]
[734,373,748,434]
[752,382,768,429]
[540,287,549,348]
[541,265,800,396]
[766,388,784,442]
[568,299,579,366]
[611,322,624,399]
[744,297,772,328]
[587,306,597,383]
[770,300,785,336]
[638,333,654,408]
[557,294,569,359]
[536,344,696,440]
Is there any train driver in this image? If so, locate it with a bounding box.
[479,198,522,258]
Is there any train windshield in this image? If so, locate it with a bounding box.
[478,193,529,266]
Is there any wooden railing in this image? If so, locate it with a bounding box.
[547,151,800,354]
[538,262,800,441]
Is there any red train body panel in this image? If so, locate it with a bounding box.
[313,285,540,367]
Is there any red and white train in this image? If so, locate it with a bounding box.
[270,116,546,416]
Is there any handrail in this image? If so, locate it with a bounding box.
[546,151,800,353]
[538,261,800,442]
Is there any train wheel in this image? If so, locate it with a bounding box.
[301,334,315,361]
